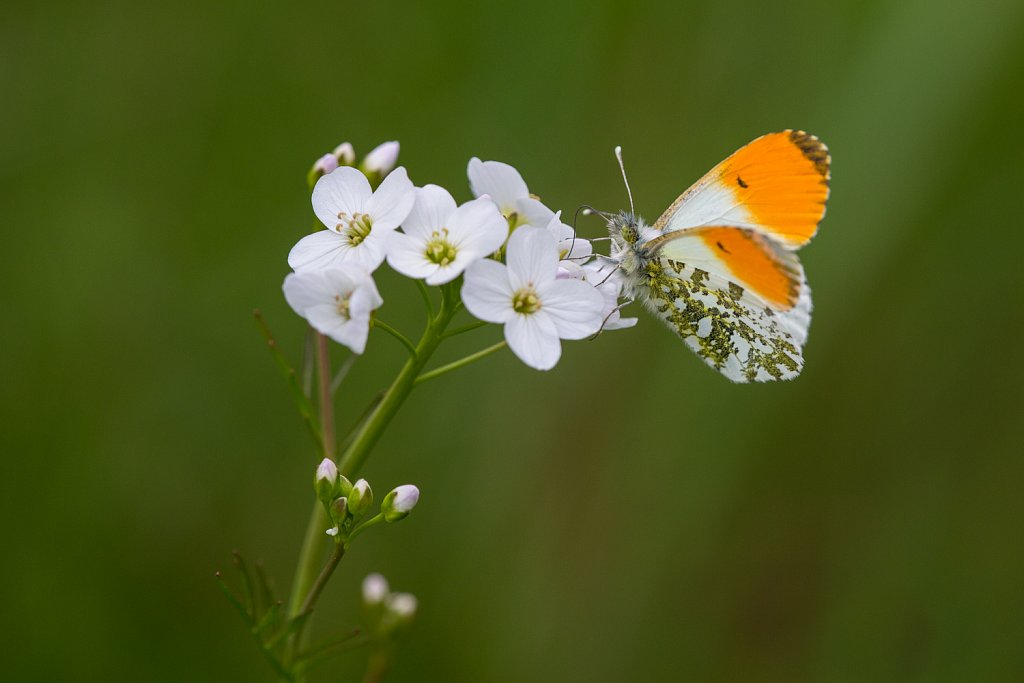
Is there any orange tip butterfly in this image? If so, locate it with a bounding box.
[606,130,831,382]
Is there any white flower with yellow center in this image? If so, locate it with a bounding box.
[467,157,556,231]
[387,185,507,285]
[288,166,415,274]
[461,227,605,370]
[282,267,383,354]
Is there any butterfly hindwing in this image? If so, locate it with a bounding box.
[639,225,811,382]
[652,130,830,249]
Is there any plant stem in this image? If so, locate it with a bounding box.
[298,543,346,617]
[282,288,461,677]
[316,333,336,459]
[415,341,507,385]
[336,288,459,477]
[372,319,417,357]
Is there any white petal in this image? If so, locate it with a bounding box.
[603,312,638,330]
[362,141,399,174]
[344,232,390,273]
[311,167,372,230]
[461,259,514,323]
[516,197,557,230]
[539,278,605,339]
[505,312,561,371]
[288,230,350,272]
[559,237,592,260]
[506,227,558,291]
[467,158,528,214]
[403,184,457,240]
[447,197,507,257]
[282,271,332,314]
[386,231,437,281]
[365,167,415,231]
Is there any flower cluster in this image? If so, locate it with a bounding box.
[283,141,636,370]
[315,457,420,544]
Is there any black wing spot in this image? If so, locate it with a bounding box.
[716,241,731,254]
[737,176,748,188]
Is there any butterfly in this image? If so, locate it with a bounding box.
[606,130,830,383]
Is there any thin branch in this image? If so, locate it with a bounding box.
[415,341,507,385]
[441,320,488,339]
[372,319,418,357]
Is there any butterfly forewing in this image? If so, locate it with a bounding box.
[652,130,830,249]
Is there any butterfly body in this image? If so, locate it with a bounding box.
[607,130,830,383]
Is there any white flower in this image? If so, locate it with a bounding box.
[387,185,507,285]
[461,227,605,370]
[467,157,554,230]
[362,573,389,605]
[288,166,415,274]
[582,261,638,331]
[362,141,400,176]
[282,267,383,354]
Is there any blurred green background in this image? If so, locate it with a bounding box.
[4,0,1024,680]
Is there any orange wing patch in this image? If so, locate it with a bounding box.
[719,130,830,247]
[696,227,801,309]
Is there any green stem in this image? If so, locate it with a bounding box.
[372,319,417,357]
[441,320,488,339]
[298,543,346,617]
[282,288,461,676]
[415,341,507,385]
[336,288,459,476]
[345,512,385,544]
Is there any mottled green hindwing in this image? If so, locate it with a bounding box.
[642,257,804,382]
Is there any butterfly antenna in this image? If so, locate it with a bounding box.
[614,145,635,216]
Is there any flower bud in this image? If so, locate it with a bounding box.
[348,479,373,518]
[329,496,348,526]
[336,474,353,498]
[387,592,418,621]
[382,485,419,522]
[362,141,399,176]
[314,458,338,504]
[333,141,356,166]
[362,573,389,605]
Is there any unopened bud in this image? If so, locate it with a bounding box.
[362,141,399,175]
[387,592,417,621]
[329,496,348,526]
[382,485,419,522]
[314,458,338,504]
[333,141,356,166]
[362,573,389,605]
[348,479,373,518]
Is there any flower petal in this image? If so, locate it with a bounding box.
[403,184,457,240]
[539,278,605,339]
[467,158,528,215]
[505,311,561,370]
[288,230,350,272]
[311,167,372,230]
[283,271,332,314]
[365,167,415,231]
[386,231,437,281]
[516,197,557,231]
[447,197,507,257]
[506,227,558,291]
[461,259,514,323]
